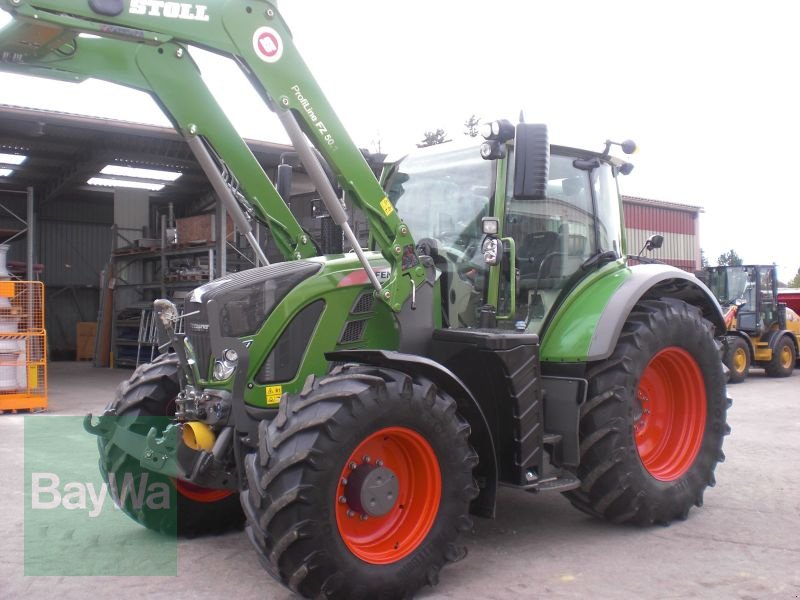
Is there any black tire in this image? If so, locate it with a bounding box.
[764,335,796,377]
[98,353,244,536]
[725,336,750,383]
[241,364,478,600]
[564,298,730,525]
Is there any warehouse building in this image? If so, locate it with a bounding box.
[622,195,702,272]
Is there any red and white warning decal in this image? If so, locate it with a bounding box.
[252,26,283,63]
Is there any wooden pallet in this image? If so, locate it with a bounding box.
[112,247,152,256]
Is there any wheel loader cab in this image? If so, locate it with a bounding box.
[708,265,780,334]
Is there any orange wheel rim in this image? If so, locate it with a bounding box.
[634,347,706,481]
[175,479,234,503]
[335,427,441,564]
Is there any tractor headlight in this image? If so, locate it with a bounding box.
[212,348,238,381]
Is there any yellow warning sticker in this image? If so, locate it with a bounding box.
[380,197,394,216]
[266,385,283,406]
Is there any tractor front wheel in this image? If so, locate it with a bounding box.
[565,298,730,525]
[241,365,478,600]
[98,353,244,536]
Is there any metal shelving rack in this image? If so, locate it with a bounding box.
[0,186,36,281]
[105,209,260,368]
[109,232,217,368]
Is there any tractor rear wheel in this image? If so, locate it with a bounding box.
[764,335,796,377]
[241,365,478,600]
[565,298,730,525]
[98,353,244,536]
[725,336,750,383]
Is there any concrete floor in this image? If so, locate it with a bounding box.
[2,362,799,599]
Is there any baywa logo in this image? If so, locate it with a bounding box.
[24,415,177,576]
[31,471,170,518]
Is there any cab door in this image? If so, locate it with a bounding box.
[498,151,622,334]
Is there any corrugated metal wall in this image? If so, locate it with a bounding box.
[4,219,112,357]
[0,191,113,357]
[0,218,112,286]
[622,198,700,272]
[30,220,112,286]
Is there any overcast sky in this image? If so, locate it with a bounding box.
[1,1,798,282]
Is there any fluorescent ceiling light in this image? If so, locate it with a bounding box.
[0,153,26,165]
[0,168,13,177]
[101,164,181,181]
[88,177,165,192]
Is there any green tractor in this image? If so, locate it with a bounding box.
[1,2,730,598]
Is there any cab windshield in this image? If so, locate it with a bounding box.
[707,268,750,306]
[388,143,491,252]
[387,142,492,327]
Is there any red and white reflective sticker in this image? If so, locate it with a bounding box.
[252,26,283,63]
[337,268,391,288]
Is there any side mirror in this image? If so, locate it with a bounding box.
[618,162,635,176]
[513,124,549,200]
[645,234,664,251]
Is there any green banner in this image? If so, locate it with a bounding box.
[24,415,177,576]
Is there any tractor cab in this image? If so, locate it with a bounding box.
[387,133,629,335]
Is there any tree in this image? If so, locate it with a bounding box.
[464,114,481,137]
[700,248,709,268]
[417,128,450,148]
[369,130,383,154]
[788,267,800,288]
[717,249,743,266]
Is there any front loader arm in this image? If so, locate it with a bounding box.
[0,24,315,261]
[0,0,424,310]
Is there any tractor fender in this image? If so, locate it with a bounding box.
[543,263,725,363]
[326,349,498,519]
[586,263,725,361]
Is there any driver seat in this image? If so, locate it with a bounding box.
[518,231,559,277]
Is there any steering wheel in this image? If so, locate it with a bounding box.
[416,236,483,282]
